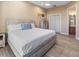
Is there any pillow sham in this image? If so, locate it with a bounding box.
[21,23,32,30]
[8,24,21,31]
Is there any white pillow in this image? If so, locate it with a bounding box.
[8,24,21,31]
[31,23,35,28]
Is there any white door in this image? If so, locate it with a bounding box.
[49,14,60,33]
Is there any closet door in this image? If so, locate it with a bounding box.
[49,14,60,33]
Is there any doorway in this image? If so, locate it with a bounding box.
[68,6,76,37]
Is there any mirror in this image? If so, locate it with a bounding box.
[68,6,76,27]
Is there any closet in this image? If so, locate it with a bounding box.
[49,14,60,33]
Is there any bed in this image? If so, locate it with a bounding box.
[7,22,56,57]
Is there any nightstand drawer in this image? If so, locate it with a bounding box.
[0,33,5,47]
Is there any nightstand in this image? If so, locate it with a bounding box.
[0,33,5,47]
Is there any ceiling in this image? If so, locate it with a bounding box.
[30,1,70,9]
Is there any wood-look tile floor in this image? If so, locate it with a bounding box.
[0,34,79,57]
[45,34,79,57]
[0,44,15,57]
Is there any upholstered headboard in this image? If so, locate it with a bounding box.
[6,19,34,25]
[6,19,35,31]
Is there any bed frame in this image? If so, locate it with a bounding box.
[25,35,56,57]
[8,35,56,57]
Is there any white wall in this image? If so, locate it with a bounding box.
[76,2,79,40]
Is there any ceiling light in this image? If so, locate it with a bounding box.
[45,3,51,6]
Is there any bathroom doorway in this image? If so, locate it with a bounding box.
[68,6,76,37]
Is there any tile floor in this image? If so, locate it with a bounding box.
[0,34,79,57]
[45,34,79,57]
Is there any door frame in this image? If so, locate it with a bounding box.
[67,5,77,39]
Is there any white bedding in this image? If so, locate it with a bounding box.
[8,28,56,56]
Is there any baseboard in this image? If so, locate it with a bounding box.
[76,37,79,40]
[60,32,79,40]
[60,32,68,35]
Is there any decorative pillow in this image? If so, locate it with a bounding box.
[21,23,32,30]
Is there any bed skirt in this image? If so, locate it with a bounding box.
[23,35,56,57]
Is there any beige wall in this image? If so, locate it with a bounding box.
[0,1,46,32]
[47,2,79,40]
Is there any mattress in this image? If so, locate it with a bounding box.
[8,28,56,56]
